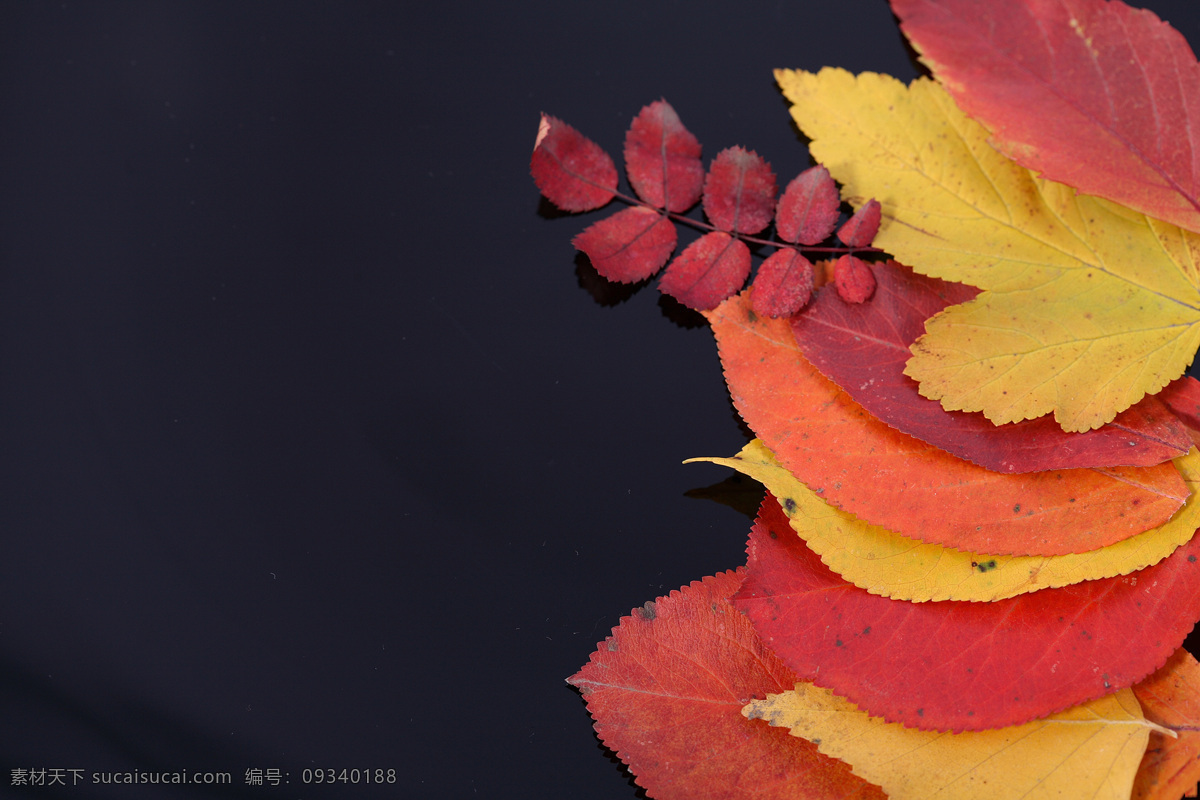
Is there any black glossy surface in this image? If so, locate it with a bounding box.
[2,2,1200,798]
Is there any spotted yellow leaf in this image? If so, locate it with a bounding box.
[688,440,1200,602]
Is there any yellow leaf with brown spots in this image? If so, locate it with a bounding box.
[689,439,1200,602]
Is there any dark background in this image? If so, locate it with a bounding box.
[3,2,1200,799]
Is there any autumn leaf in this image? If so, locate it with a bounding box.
[623,100,704,213]
[1132,648,1200,800]
[835,199,880,248]
[702,147,777,235]
[793,260,1193,472]
[530,114,618,212]
[831,254,875,303]
[744,682,1157,800]
[1161,376,1200,446]
[689,439,1200,603]
[660,231,752,311]
[705,290,1188,557]
[774,165,839,246]
[751,248,814,319]
[776,67,1200,432]
[890,0,1200,236]
[572,206,677,283]
[567,571,885,800]
[733,494,1200,731]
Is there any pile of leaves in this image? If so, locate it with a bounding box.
[531,0,1200,797]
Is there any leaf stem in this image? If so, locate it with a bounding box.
[609,192,884,256]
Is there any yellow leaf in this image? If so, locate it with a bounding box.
[688,440,1200,602]
[775,67,1200,432]
[744,683,1160,800]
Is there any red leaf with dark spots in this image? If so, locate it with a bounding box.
[530,114,618,212]
[572,206,677,283]
[624,100,704,213]
[752,248,814,318]
[703,147,777,235]
[890,0,1200,234]
[775,166,840,245]
[659,231,751,311]
[833,254,875,303]
[793,261,1193,471]
[836,199,880,247]
[734,494,1200,732]
[569,570,886,800]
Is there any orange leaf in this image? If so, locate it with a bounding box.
[1133,649,1200,800]
[703,290,1188,556]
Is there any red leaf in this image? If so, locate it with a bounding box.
[572,206,677,283]
[703,147,777,235]
[734,494,1200,732]
[568,571,886,800]
[659,231,751,311]
[890,0,1200,234]
[623,100,704,213]
[832,254,875,303]
[793,261,1193,471]
[752,248,814,318]
[1160,376,1200,441]
[835,199,880,248]
[703,291,1188,556]
[530,114,618,212]
[775,166,840,245]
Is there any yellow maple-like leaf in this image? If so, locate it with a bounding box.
[776,67,1200,432]
[689,440,1200,602]
[744,682,1162,800]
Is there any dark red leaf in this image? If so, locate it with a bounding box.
[890,0,1200,234]
[833,254,875,303]
[793,261,1193,471]
[1160,376,1200,441]
[568,571,886,800]
[572,206,677,283]
[835,199,880,247]
[659,231,751,311]
[734,494,1200,732]
[775,166,840,245]
[530,113,618,212]
[703,147,777,235]
[751,248,814,318]
[623,100,704,213]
